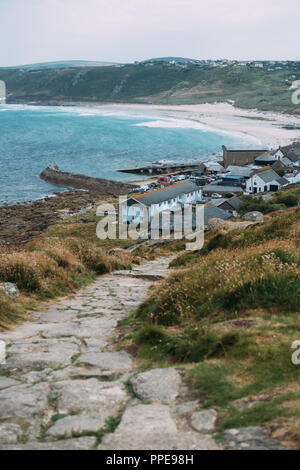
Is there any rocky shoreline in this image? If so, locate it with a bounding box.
[0,189,106,246]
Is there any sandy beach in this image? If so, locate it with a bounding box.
[78,102,300,150]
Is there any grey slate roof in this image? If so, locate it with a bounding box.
[255,155,277,162]
[204,205,232,224]
[281,157,294,166]
[227,197,242,210]
[129,181,201,206]
[208,197,241,211]
[226,166,253,177]
[208,198,227,207]
[256,169,288,185]
[157,205,232,231]
[203,184,243,193]
[272,160,286,171]
[287,151,300,163]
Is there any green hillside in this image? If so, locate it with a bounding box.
[0,61,300,113]
[120,191,300,448]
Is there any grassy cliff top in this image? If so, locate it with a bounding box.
[1,61,300,113]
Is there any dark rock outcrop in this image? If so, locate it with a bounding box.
[40,166,136,196]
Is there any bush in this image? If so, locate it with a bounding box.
[166,327,245,363]
[275,194,298,208]
[239,196,276,215]
[136,325,168,346]
[216,273,300,313]
[0,261,40,292]
[0,292,22,327]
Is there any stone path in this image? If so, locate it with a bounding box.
[0,257,282,450]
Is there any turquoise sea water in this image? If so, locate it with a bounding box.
[0,104,258,205]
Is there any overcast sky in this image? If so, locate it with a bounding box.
[0,0,299,66]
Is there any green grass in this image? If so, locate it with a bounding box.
[121,206,300,445]
[214,274,300,314]
[189,333,300,410]
[1,62,300,113]
[70,413,123,448]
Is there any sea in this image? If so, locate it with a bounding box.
[0,104,260,205]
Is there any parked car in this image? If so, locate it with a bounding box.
[157,176,171,184]
[224,193,236,198]
[211,193,223,199]
[128,188,142,194]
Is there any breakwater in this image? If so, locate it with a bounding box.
[40,165,137,196]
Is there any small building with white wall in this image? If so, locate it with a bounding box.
[246,167,289,194]
[120,181,203,224]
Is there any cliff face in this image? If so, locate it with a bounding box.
[40,166,136,196]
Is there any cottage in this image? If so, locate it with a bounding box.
[199,161,225,175]
[246,167,289,194]
[286,150,300,167]
[222,146,268,168]
[255,149,285,166]
[120,181,203,223]
[208,196,241,215]
[203,205,232,224]
[154,204,232,235]
[284,171,300,185]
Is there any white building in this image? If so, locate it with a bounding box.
[246,168,289,194]
[120,181,203,223]
[285,171,300,185]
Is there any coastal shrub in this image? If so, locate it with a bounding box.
[0,292,22,327]
[258,249,298,265]
[137,234,300,325]
[238,196,277,215]
[0,250,80,296]
[47,246,82,270]
[64,238,132,273]
[30,238,84,272]
[274,194,298,208]
[133,323,250,364]
[0,259,40,292]
[166,327,246,363]
[64,238,111,274]
[136,274,190,326]
[216,273,300,313]
[135,325,169,346]
[0,234,133,306]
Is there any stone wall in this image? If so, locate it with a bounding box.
[222,146,268,168]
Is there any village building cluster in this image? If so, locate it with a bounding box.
[121,142,300,229]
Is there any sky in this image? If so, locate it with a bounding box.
[0,0,299,66]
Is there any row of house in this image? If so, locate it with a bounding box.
[215,144,300,194]
[222,145,300,169]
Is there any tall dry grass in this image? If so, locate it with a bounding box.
[0,235,133,328]
[137,209,300,325]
